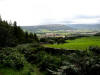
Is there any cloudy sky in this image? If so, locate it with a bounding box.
[0,0,100,26]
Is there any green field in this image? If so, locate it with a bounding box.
[44,36,100,50]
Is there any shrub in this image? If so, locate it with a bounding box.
[35,51,62,72]
[89,46,100,55]
[94,32,100,36]
[0,48,25,70]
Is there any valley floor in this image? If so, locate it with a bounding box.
[44,36,100,50]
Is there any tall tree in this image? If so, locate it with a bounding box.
[29,32,34,39]
[0,16,2,22]
[0,17,16,47]
[33,33,39,42]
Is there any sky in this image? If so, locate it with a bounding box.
[0,0,100,26]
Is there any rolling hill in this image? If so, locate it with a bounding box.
[21,24,74,33]
[68,24,100,31]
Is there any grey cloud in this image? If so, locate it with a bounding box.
[76,15,100,19]
[40,19,57,24]
[40,15,100,25]
[40,18,74,25]
[60,20,74,24]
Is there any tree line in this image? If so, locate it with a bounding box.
[0,16,39,47]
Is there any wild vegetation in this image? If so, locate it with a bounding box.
[0,16,39,47]
[40,37,66,44]
[0,16,100,75]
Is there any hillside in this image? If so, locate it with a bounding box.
[21,24,74,33]
[68,24,100,31]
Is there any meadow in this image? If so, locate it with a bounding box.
[44,36,100,50]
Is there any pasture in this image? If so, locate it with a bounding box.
[44,36,100,50]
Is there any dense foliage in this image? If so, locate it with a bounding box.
[0,16,39,47]
[0,16,100,75]
[0,48,25,70]
[40,37,66,44]
[15,44,100,75]
[33,46,100,75]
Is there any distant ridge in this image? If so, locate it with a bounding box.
[21,24,74,33]
[68,24,100,31]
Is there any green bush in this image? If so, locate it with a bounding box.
[34,51,62,72]
[0,48,25,70]
[51,51,100,75]
[89,46,100,55]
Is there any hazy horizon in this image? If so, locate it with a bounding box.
[0,0,100,26]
